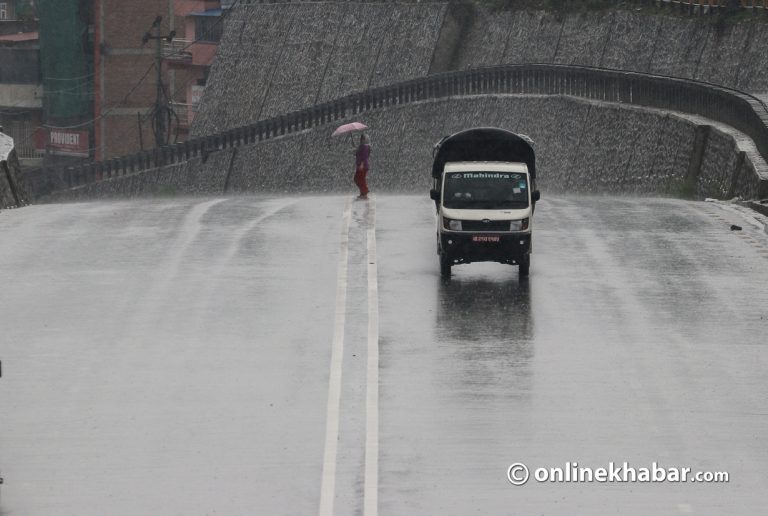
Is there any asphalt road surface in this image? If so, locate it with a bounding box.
[1,194,767,515]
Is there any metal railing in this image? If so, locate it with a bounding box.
[648,0,767,12]
[1,123,38,159]
[229,0,768,12]
[49,64,768,197]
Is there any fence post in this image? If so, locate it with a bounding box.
[299,110,307,130]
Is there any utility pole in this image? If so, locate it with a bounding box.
[142,16,176,147]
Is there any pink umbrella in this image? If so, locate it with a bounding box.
[332,122,368,137]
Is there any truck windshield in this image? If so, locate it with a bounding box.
[443,172,529,209]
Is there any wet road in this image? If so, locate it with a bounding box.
[1,195,767,515]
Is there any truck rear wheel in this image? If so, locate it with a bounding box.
[440,253,452,277]
[519,254,530,278]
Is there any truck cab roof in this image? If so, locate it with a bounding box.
[444,161,529,174]
[432,127,535,180]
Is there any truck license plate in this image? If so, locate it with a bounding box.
[472,235,500,243]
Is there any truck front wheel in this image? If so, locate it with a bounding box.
[440,253,452,277]
[519,254,530,278]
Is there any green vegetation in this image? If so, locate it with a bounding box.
[155,184,178,197]
[481,0,618,13]
[668,175,698,199]
[476,0,767,26]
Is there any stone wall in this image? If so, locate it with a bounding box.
[44,149,235,200]
[1,133,29,209]
[450,5,768,93]
[44,4,768,203]
[193,2,768,139]
[192,2,447,136]
[48,95,766,202]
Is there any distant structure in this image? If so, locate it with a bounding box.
[0,0,41,168]
[0,130,30,208]
[1,0,227,180]
[92,0,227,160]
[163,0,228,143]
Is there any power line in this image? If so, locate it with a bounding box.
[43,62,156,130]
[45,72,96,81]
[10,1,244,157]
[162,0,242,60]
[136,0,242,142]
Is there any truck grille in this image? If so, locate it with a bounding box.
[461,220,510,231]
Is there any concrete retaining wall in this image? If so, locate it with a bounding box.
[42,4,768,203]
[47,95,766,202]
[192,2,447,136]
[45,149,236,200]
[436,5,768,92]
[193,2,768,138]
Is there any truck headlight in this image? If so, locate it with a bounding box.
[443,218,462,231]
[510,218,529,231]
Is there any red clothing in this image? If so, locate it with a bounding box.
[354,163,369,196]
[354,143,371,196]
[355,143,370,169]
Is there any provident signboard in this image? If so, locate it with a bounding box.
[34,128,89,157]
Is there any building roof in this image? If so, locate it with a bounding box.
[0,31,39,42]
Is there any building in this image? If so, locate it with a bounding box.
[164,0,226,141]
[2,0,227,176]
[93,0,225,161]
[0,0,41,166]
[35,0,93,168]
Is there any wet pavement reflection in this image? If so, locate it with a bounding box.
[1,194,767,515]
[436,275,533,399]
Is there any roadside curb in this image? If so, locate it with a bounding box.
[744,199,768,218]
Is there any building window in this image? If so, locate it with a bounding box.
[0,3,8,20]
[195,16,222,43]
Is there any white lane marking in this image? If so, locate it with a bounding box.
[189,199,297,334]
[319,199,352,516]
[364,198,380,516]
[128,198,227,331]
[217,199,296,266]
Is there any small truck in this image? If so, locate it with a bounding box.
[430,127,540,278]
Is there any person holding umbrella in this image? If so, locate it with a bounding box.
[332,122,371,199]
[354,133,371,199]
